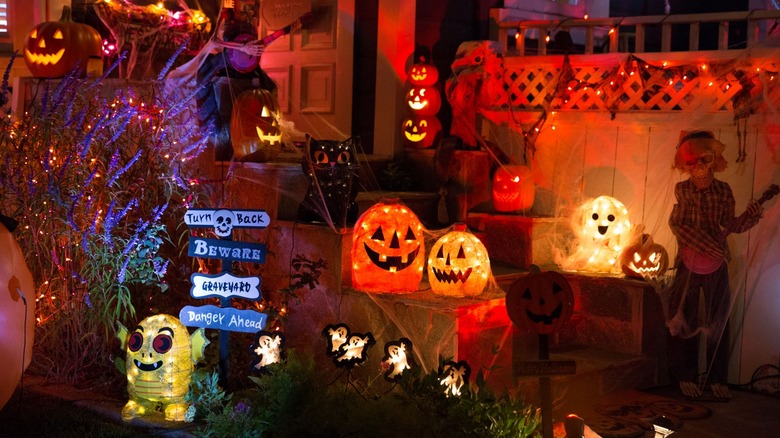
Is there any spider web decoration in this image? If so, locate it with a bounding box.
[94,0,211,79]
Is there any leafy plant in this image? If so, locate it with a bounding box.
[187,369,233,421]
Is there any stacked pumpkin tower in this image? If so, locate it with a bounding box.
[401,58,442,150]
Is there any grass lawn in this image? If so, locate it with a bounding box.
[0,389,193,438]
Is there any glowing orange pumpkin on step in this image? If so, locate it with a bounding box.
[401,115,442,149]
[23,6,102,78]
[406,85,442,116]
[427,224,490,297]
[506,265,573,335]
[231,88,283,162]
[409,62,439,86]
[352,199,425,293]
[492,165,534,212]
[620,233,669,279]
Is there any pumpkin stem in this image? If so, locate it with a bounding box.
[528,264,542,275]
[60,5,73,23]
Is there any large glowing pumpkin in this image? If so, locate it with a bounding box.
[492,165,534,212]
[0,222,35,411]
[401,115,442,149]
[351,199,425,293]
[23,6,102,78]
[409,61,439,86]
[406,85,442,116]
[427,224,490,297]
[118,314,208,421]
[231,88,283,162]
[620,233,669,279]
[506,265,573,335]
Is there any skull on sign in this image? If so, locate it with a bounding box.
[213,209,235,237]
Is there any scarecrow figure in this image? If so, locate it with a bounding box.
[667,130,763,400]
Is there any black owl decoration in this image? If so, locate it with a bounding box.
[297,135,360,228]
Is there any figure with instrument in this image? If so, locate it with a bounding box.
[667,130,776,400]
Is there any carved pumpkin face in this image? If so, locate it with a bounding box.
[351,199,425,293]
[427,224,490,297]
[409,62,439,86]
[620,234,669,279]
[492,165,534,212]
[231,88,283,162]
[401,115,441,149]
[406,85,442,116]
[506,266,573,335]
[23,6,102,78]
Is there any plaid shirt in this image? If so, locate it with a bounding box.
[669,178,759,264]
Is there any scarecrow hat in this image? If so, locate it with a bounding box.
[674,130,728,172]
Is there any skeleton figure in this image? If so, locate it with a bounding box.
[212,209,235,237]
[667,130,763,400]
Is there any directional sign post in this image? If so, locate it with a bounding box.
[181,208,270,387]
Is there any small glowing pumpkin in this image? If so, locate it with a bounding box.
[406,84,442,116]
[401,115,442,149]
[231,88,283,162]
[117,314,208,422]
[427,224,490,297]
[351,199,425,293]
[23,6,102,78]
[506,265,574,335]
[408,61,439,86]
[620,233,669,279]
[492,165,534,212]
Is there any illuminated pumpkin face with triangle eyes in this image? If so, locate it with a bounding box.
[23,6,102,78]
[401,115,441,149]
[117,314,208,422]
[351,199,425,293]
[427,225,491,297]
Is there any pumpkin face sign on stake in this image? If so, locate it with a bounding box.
[427,224,491,297]
[620,233,669,279]
[401,115,442,149]
[231,88,284,162]
[24,6,102,78]
[506,266,574,335]
[492,165,534,212]
[351,199,425,293]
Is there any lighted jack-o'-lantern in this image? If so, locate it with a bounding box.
[620,234,669,279]
[406,85,442,116]
[231,88,283,162]
[561,195,632,273]
[401,115,442,149]
[492,165,534,212]
[351,199,425,293]
[506,265,573,335]
[23,6,102,78]
[117,314,208,421]
[409,61,439,86]
[427,224,490,297]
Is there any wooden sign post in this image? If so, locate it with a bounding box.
[181,208,269,386]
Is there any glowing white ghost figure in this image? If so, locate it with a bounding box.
[212,209,235,237]
[322,323,350,357]
[381,338,415,382]
[337,333,375,366]
[250,330,285,370]
[439,360,471,397]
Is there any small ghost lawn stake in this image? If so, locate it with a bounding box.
[381,338,415,382]
[250,330,285,371]
[439,360,471,397]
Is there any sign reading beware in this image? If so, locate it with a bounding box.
[190,272,261,300]
[188,237,266,263]
[180,305,267,333]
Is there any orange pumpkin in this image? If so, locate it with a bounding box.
[406,85,442,116]
[23,6,102,78]
[620,234,669,279]
[506,265,573,335]
[427,224,490,297]
[401,115,441,149]
[230,88,283,162]
[409,62,439,86]
[492,165,534,212]
[351,199,425,293]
